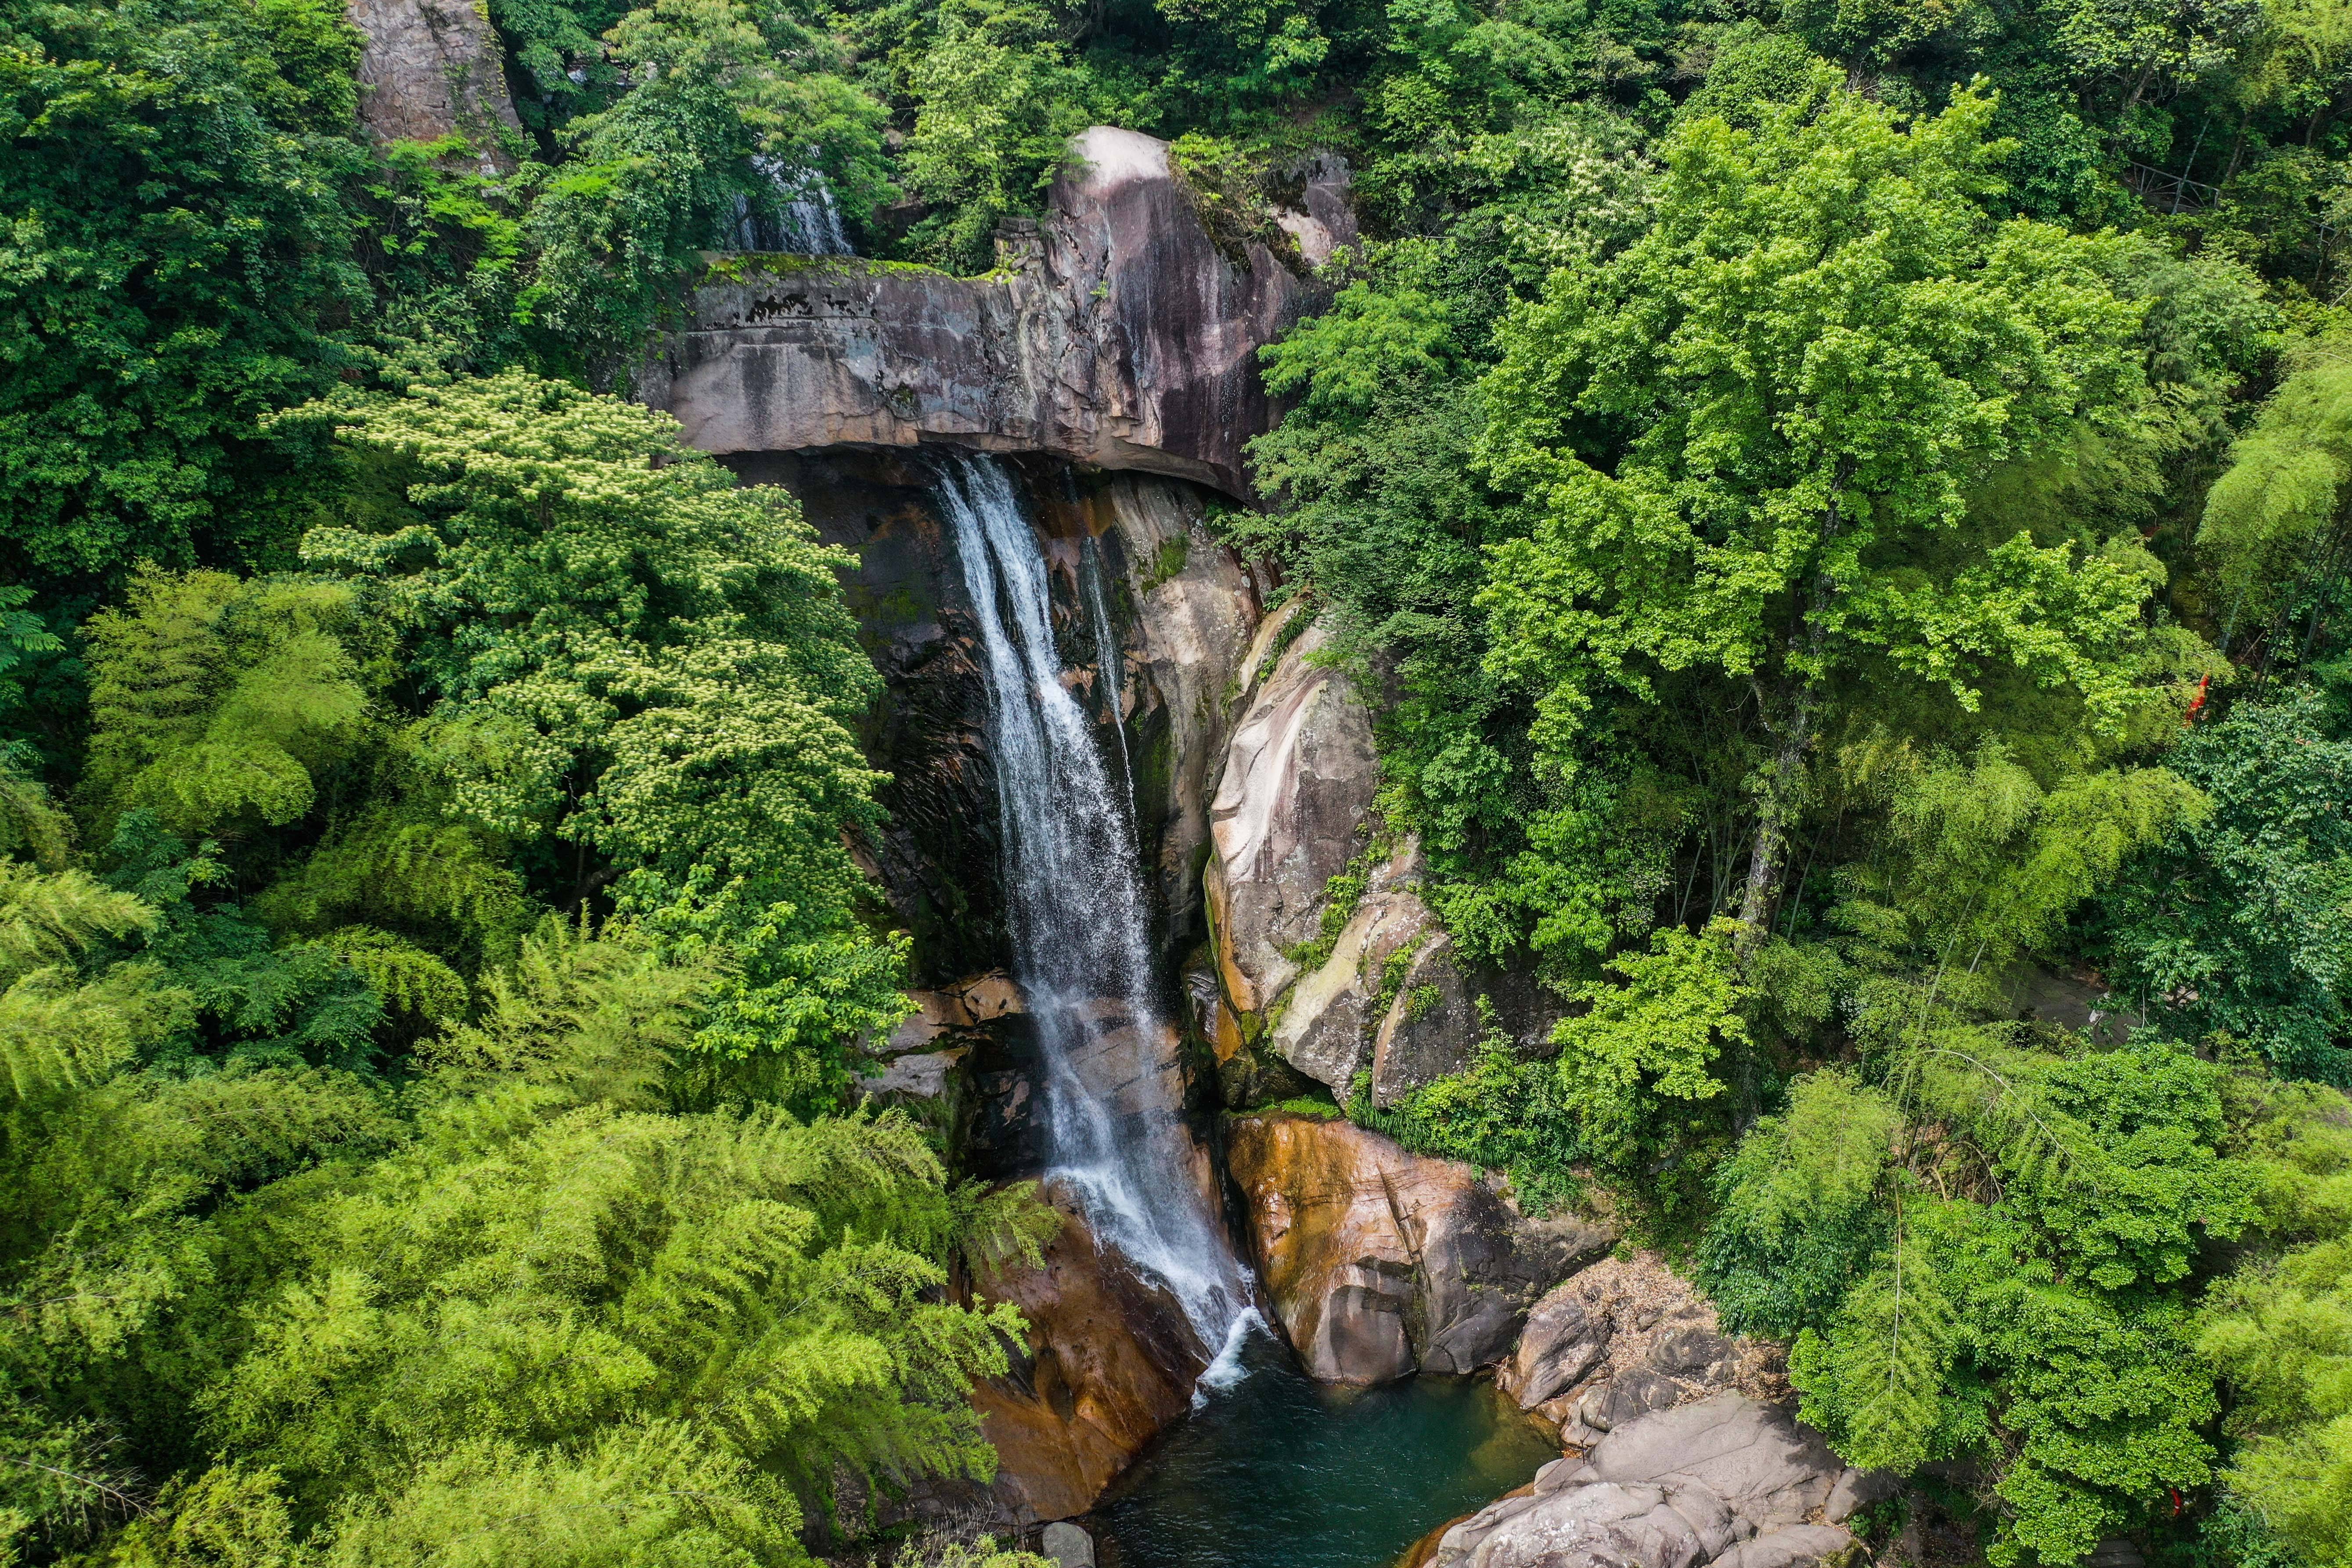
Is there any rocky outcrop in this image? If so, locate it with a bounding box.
[652,127,1351,500]
[1432,1395,1877,1568]
[1206,610,1376,1019]
[1200,614,1487,1100]
[346,0,521,165]
[967,1188,1206,1525]
[1071,473,1261,945]
[1225,1111,1612,1383]
[1495,1253,1784,1445]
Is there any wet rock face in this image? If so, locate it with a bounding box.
[965,1190,1206,1525]
[346,0,521,162]
[730,452,1254,984]
[1431,1396,1873,1568]
[650,128,1350,500]
[1225,1112,1612,1383]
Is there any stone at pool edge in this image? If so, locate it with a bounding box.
[1042,1521,1097,1567]
[1430,1394,1881,1568]
[1225,1110,1614,1384]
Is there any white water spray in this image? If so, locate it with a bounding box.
[934,455,1261,1395]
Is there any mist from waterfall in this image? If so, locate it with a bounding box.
[727,156,853,254]
[934,454,1260,1394]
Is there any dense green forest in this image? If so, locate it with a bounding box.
[6,0,2352,1557]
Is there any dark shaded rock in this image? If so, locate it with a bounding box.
[732,452,1253,985]
[652,127,1334,501]
[1371,929,1479,1107]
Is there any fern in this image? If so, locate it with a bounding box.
[324,927,468,1028]
[0,861,156,989]
[1788,1206,1962,1475]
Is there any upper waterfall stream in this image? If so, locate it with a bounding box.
[935,455,1260,1382]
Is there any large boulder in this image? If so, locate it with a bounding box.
[1068,473,1260,949]
[1225,1111,1611,1383]
[1205,609,1376,1020]
[967,1188,1205,1524]
[651,128,1354,501]
[345,0,521,165]
[1493,1252,1782,1447]
[1432,1396,1872,1568]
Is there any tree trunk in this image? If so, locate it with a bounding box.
[1735,683,1814,958]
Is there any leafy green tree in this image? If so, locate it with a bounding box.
[2199,1080,2352,1568]
[2198,346,2352,678]
[2100,693,2352,1079]
[1478,86,2158,954]
[523,0,891,365]
[1549,919,1747,1171]
[1771,1041,2254,1563]
[897,0,1096,269]
[299,371,909,1102]
[0,0,368,587]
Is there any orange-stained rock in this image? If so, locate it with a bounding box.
[968,1188,1204,1523]
[1227,1113,1612,1385]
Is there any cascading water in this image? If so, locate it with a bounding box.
[935,455,1261,1394]
[726,155,853,254]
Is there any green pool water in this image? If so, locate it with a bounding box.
[1088,1333,1560,1568]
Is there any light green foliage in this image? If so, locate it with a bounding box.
[1831,740,2207,997]
[2199,1082,2352,1568]
[1697,1070,1899,1337]
[1479,86,2155,939]
[303,372,908,1089]
[81,571,371,840]
[1549,921,1745,1170]
[1773,1039,2255,1563]
[204,922,1036,1530]
[0,857,162,1097]
[2200,346,2352,674]
[1,913,1042,1564]
[896,0,1095,269]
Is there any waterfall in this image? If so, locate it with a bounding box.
[727,155,853,255]
[935,455,1261,1394]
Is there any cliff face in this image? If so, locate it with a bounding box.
[346,0,521,165]
[647,128,1351,500]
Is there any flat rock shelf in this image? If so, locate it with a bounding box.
[1087,1335,1558,1568]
